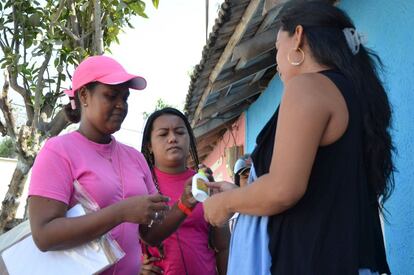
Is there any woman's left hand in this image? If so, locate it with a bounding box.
[203,192,233,227]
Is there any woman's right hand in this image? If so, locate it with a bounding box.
[206,181,238,194]
[140,254,163,275]
[119,194,170,225]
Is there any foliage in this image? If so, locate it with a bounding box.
[0,0,158,140]
[143,98,173,119]
[0,0,159,230]
[0,138,16,158]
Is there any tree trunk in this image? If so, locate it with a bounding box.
[93,0,103,55]
[0,155,34,233]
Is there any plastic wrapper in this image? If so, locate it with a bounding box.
[0,180,125,275]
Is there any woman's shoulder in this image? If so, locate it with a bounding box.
[115,141,147,164]
[42,131,78,153]
[283,72,342,110]
[286,72,333,93]
[115,140,139,153]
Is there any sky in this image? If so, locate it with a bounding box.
[109,0,223,149]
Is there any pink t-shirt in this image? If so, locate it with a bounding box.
[29,131,157,275]
[144,167,217,275]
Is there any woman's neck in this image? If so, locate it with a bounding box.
[78,126,111,144]
[155,163,187,174]
[300,56,333,74]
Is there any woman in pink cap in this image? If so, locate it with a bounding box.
[28,56,198,274]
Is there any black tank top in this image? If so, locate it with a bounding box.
[251,70,390,275]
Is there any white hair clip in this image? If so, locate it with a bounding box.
[343,28,367,55]
[70,99,76,110]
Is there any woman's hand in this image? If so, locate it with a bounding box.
[119,194,170,226]
[180,177,198,209]
[206,181,238,194]
[140,254,163,275]
[203,192,234,227]
[198,163,215,181]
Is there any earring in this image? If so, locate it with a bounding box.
[287,47,305,66]
[83,103,88,107]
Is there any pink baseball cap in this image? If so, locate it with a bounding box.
[64,55,147,97]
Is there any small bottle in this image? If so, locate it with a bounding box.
[191,170,209,202]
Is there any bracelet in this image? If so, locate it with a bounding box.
[178,199,193,216]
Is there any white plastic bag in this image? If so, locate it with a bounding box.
[0,180,125,275]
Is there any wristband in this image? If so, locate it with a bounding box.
[178,199,193,216]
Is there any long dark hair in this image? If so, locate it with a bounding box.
[277,1,395,209]
[141,107,200,190]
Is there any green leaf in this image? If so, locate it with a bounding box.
[23,38,33,48]
[152,0,159,9]
[137,9,148,19]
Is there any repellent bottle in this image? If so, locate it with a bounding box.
[191,170,209,202]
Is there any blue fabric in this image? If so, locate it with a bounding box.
[358,269,380,275]
[227,165,272,275]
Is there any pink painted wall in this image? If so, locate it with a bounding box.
[202,113,246,182]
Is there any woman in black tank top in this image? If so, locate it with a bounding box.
[203,2,394,274]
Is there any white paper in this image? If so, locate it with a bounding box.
[1,204,111,275]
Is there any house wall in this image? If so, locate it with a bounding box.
[338,0,414,273]
[202,113,246,182]
[244,0,414,273]
[245,75,283,152]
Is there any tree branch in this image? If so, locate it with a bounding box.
[7,68,34,125]
[51,0,66,24]
[0,72,17,140]
[11,5,20,58]
[32,51,52,129]
[0,120,6,137]
[43,72,63,118]
[67,0,82,48]
[2,28,10,48]
[93,0,103,54]
[8,4,36,126]
[60,25,81,41]
[0,37,6,52]
[44,109,69,138]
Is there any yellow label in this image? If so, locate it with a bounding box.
[196,178,208,193]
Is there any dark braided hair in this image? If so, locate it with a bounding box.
[141,107,200,191]
[277,1,395,211]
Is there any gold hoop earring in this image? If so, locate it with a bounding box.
[287,47,305,66]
